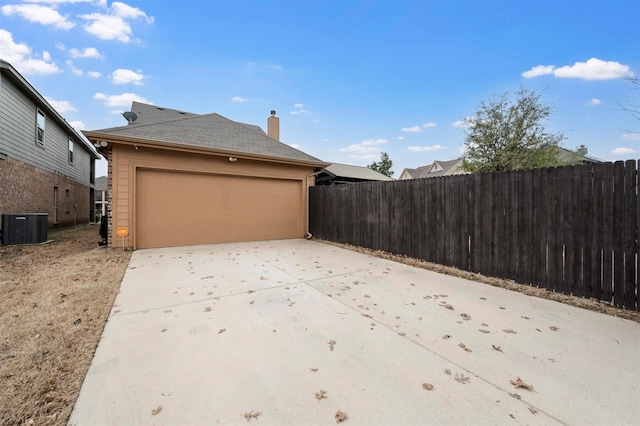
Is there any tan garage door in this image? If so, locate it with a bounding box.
[136,169,303,249]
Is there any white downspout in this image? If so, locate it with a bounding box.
[305,169,324,239]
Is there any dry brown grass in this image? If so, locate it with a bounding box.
[0,225,131,426]
[317,239,640,324]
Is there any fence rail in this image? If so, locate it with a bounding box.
[309,160,638,311]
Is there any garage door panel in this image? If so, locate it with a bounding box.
[136,170,303,248]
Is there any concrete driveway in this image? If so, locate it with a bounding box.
[69,239,639,425]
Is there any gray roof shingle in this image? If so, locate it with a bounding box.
[90,102,324,164]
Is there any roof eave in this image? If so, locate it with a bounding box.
[1,60,100,160]
[83,131,329,169]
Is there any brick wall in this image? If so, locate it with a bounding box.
[106,146,113,247]
[0,157,91,231]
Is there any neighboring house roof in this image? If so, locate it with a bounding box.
[399,158,466,180]
[95,176,107,191]
[0,59,100,160]
[400,146,601,180]
[318,163,394,183]
[85,102,325,167]
[557,146,602,164]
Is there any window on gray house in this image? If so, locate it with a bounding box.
[65,189,70,213]
[68,138,74,164]
[36,110,45,147]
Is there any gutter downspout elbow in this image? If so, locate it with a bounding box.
[305,169,324,239]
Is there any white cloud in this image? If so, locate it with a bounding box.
[0,29,61,75]
[88,70,101,78]
[66,59,82,76]
[397,136,404,140]
[453,116,475,128]
[79,2,154,43]
[94,92,151,108]
[340,138,387,154]
[622,133,640,141]
[407,144,446,152]
[588,98,601,106]
[111,2,153,20]
[555,58,630,80]
[231,96,249,102]
[45,98,76,113]
[1,4,75,30]
[289,144,300,149]
[611,147,638,156]
[69,47,102,59]
[24,0,102,4]
[522,58,632,81]
[521,65,555,79]
[401,122,437,133]
[242,61,283,75]
[290,104,309,115]
[111,68,144,84]
[68,120,86,130]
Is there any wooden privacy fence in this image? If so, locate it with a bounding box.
[309,160,639,311]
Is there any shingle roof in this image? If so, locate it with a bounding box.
[127,101,198,124]
[400,159,465,179]
[89,102,324,164]
[324,163,394,181]
[95,176,108,191]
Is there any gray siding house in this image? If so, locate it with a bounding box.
[0,59,100,234]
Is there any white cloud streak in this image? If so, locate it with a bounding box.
[111,68,144,84]
[1,3,75,30]
[231,96,249,102]
[401,122,437,133]
[79,2,154,43]
[611,147,638,156]
[407,144,446,152]
[522,58,632,81]
[68,120,86,130]
[69,47,102,58]
[0,29,61,75]
[452,116,475,128]
[340,138,387,154]
[94,92,151,108]
[290,103,309,115]
[45,98,76,113]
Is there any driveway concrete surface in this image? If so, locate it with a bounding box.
[69,239,640,425]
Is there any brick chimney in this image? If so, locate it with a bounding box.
[267,110,279,141]
[577,144,587,156]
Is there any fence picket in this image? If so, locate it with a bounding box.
[309,160,639,311]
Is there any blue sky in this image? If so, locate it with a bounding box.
[1,0,638,178]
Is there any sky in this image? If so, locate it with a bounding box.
[1,0,638,178]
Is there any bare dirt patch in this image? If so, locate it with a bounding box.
[316,240,640,323]
[0,225,131,425]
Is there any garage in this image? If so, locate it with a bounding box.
[84,102,327,250]
[136,169,304,249]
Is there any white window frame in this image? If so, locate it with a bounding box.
[36,109,45,147]
[68,138,74,164]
